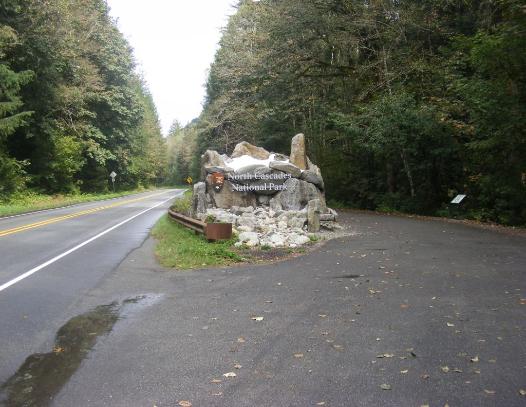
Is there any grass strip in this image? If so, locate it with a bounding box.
[151,214,242,269]
[0,188,173,218]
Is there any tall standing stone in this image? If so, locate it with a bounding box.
[289,133,307,170]
[191,182,207,216]
[307,199,321,233]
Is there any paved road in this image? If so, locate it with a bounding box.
[1,209,525,406]
[0,189,182,389]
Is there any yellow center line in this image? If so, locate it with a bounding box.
[0,191,169,238]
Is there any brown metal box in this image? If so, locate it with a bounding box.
[205,223,232,241]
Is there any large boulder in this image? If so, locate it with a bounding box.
[228,164,291,195]
[269,178,326,211]
[231,141,270,160]
[300,169,324,190]
[201,150,229,179]
[204,165,234,175]
[307,157,322,177]
[269,161,302,178]
[206,177,257,209]
[289,134,307,170]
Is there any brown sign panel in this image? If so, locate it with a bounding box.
[211,172,225,192]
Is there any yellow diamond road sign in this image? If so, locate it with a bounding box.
[186,176,193,185]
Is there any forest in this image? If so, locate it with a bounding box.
[0,0,167,197]
[170,0,525,226]
[2,1,524,225]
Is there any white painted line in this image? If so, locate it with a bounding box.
[0,193,181,293]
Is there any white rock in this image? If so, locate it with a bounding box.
[238,225,254,233]
[288,234,311,246]
[268,233,286,247]
[238,232,259,246]
[288,217,307,229]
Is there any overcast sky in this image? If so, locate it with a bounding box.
[106,0,235,135]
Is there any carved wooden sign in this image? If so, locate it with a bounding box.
[211,172,225,192]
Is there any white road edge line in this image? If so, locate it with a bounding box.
[0,193,181,293]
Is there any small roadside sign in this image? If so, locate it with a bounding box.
[451,194,466,204]
[109,171,117,191]
[186,176,193,185]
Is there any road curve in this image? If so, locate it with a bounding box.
[0,189,183,384]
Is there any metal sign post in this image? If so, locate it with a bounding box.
[110,171,117,192]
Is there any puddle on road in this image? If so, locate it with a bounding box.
[0,294,162,407]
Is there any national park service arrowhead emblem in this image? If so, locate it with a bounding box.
[211,172,225,192]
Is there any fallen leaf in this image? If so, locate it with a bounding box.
[380,384,392,390]
[212,392,223,396]
[318,314,328,318]
[447,322,455,327]
[178,401,192,407]
[53,347,64,354]
[294,353,304,358]
[211,379,222,383]
[519,298,526,305]
[376,353,395,358]
[234,364,242,369]
[470,356,479,363]
[453,368,463,373]
[421,405,430,407]
[421,374,430,380]
[441,366,450,373]
[484,389,496,395]
[223,372,237,378]
[251,316,264,321]
[316,402,326,406]
[333,344,343,350]
[488,359,496,363]
[400,304,409,309]
[400,369,409,374]
[237,337,246,343]
[519,389,526,396]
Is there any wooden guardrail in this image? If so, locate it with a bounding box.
[168,210,232,241]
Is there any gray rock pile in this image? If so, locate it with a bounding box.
[196,205,341,248]
[191,134,340,248]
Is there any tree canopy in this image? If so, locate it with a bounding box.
[178,0,525,225]
[0,0,167,196]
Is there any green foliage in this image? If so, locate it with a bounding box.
[190,0,526,225]
[151,215,242,269]
[170,190,192,216]
[0,0,167,197]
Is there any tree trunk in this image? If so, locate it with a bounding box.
[386,162,395,194]
[400,149,415,198]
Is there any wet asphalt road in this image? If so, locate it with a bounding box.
[2,207,526,406]
[3,209,524,407]
[0,189,183,393]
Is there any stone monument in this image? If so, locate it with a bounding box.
[191,134,339,248]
